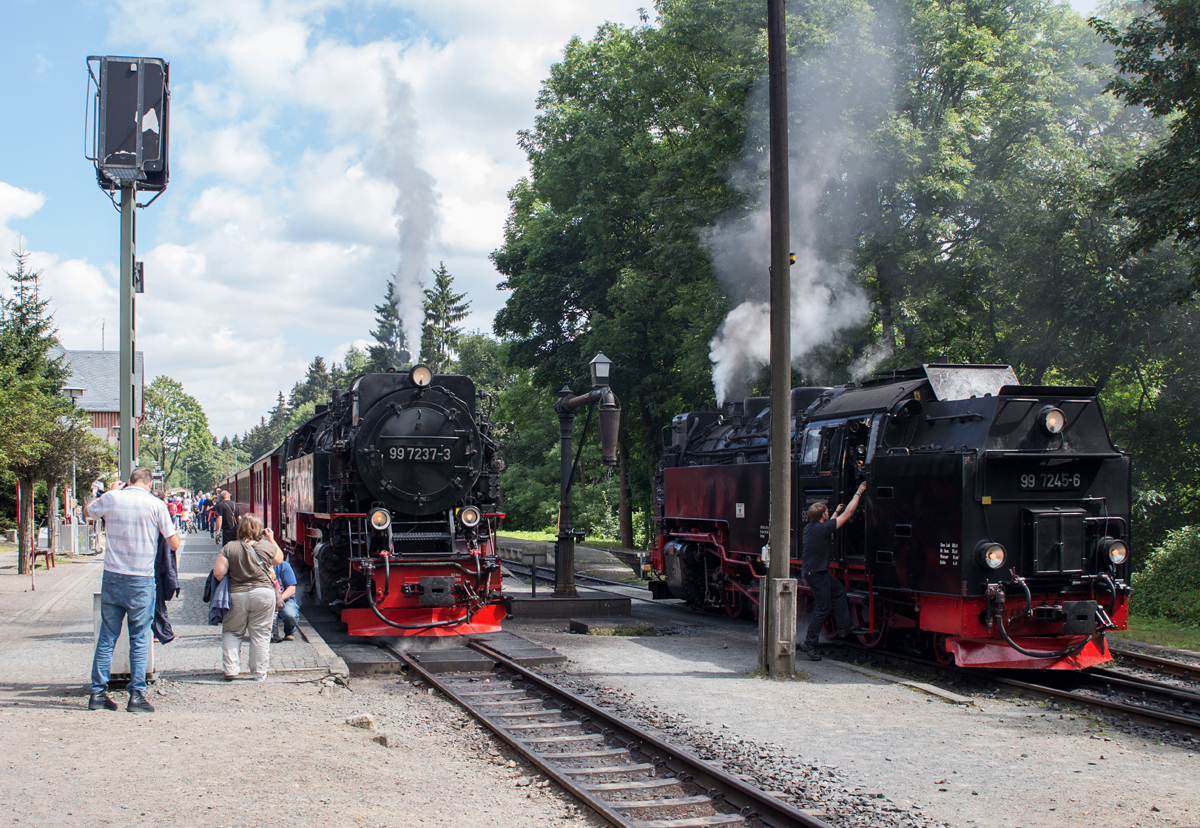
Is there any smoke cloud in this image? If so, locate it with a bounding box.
[705,10,895,404]
[378,66,440,363]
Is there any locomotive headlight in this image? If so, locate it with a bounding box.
[368,507,392,532]
[1039,406,1065,435]
[975,540,1007,570]
[1099,537,1128,565]
[410,364,433,387]
[458,505,482,528]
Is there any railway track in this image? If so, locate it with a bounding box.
[505,559,1200,739]
[383,639,833,828]
[1108,643,1200,683]
[831,641,1200,739]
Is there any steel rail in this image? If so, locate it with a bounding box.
[1108,644,1200,684]
[382,639,832,828]
[830,640,1200,738]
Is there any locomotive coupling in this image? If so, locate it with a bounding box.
[985,583,1005,627]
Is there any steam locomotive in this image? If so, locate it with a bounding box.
[221,365,506,637]
[652,363,1131,669]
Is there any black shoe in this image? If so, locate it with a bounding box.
[127,692,155,713]
[802,643,822,662]
[88,691,118,711]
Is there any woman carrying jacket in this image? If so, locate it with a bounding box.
[212,513,283,681]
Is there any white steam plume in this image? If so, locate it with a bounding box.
[379,66,440,362]
[705,11,895,404]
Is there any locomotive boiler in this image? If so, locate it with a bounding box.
[652,362,1132,669]
[225,365,505,637]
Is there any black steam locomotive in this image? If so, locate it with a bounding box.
[224,365,506,638]
[651,363,1131,669]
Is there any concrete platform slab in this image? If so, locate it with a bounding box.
[470,631,567,668]
[506,590,631,619]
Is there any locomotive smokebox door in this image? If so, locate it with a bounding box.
[419,576,455,606]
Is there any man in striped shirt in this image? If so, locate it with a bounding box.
[84,467,180,713]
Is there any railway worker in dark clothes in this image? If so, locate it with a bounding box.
[801,480,868,661]
[214,489,239,546]
[83,468,180,712]
[272,559,299,642]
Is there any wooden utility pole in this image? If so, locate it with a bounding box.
[759,0,797,676]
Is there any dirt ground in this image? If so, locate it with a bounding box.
[0,675,604,828]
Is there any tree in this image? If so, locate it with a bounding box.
[0,245,67,394]
[1092,1,1200,287]
[493,0,766,535]
[288,356,331,409]
[366,280,411,372]
[141,376,211,483]
[421,263,470,373]
[0,246,70,573]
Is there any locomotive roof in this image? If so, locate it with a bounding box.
[809,364,1020,420]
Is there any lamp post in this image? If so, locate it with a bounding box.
[553,353,621,597]
[62,386,85,558]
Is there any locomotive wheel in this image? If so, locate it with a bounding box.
[933,633,956,666]
[853,602,888,648]
[315,546,345,609]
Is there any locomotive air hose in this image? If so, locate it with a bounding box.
[363,554,490,630]
[995,608,1098,661]
[365,581,476,630]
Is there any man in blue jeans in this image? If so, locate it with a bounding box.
[84,468,180,712]
[272,558,299,642]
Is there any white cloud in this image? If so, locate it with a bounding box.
[55,0,650,439]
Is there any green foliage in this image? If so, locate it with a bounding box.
[367,280,411,372]
[493,0,764,515]
[142,376,212,481]
[421,263,470,373]
[1130,526,1200,625]
[1092,0,1200,286]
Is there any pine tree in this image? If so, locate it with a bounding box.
[421,263,470,373]
[367,279,411,372]
[288,356,332,409]
[0,245,66,392]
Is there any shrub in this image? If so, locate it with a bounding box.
[1130,526,1200,626]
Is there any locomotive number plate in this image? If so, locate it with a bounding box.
[1020,472,1081,490]
[387,446,453,463]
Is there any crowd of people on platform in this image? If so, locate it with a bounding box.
[84,471,301,712]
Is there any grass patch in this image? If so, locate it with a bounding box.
[1110,615,1200,652]
[498,530,627,548]
[587,625,656,637]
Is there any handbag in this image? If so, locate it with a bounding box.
[246,541,285,610]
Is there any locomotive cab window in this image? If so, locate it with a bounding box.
[800,427,822,467]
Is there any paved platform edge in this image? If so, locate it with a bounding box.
[296,607,350,680]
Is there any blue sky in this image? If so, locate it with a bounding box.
[0,0,1108,439]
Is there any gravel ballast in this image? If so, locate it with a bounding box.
[505,604,1200,828]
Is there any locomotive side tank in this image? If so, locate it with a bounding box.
[653,363,1131,669]
[228,365,506,638]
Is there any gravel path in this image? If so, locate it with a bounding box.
[504,597,1200,828]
